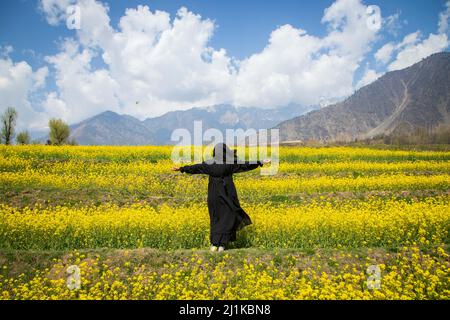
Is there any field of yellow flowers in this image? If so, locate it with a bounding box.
[0,145,449,300]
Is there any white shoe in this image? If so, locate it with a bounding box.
[218,246,225,252]
[210,245,218,252]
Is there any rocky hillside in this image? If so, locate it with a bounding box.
[275,52,450,143]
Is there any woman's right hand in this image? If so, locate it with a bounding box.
[172,167,181,172]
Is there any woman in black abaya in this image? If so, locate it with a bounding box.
[172,143,270,252]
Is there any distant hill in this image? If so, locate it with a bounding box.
[275,52,450,143]
[68,104,316,146]
[69,111,155,146]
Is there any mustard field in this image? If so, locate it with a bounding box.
[0,145,449,300]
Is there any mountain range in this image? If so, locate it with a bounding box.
[46,52,450,145]
[275,52,450,143]
[69,104,317,145]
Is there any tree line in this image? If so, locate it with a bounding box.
[0,107,77,146]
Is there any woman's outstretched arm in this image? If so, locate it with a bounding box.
[232,159,271,173]
[173,163,209,175]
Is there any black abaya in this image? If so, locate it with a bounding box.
[180,161,263,246]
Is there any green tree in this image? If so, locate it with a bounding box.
[68,137,78,146]
[16,131,31,145]
[1,107,18,145]
[48,118,70,145]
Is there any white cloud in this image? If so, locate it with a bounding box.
[439,1,450,34]
[375,43,394,64]
[0,54,48,131]
[33,67,49,89]
[398,31,421,48]
[37,0,382,117]
[42,91,70,120]
[0,45,14,57]
[375,31,420,66]
[321,0,379,59]
[356,68,382,89]
[44,38,121,123]
[41,1,236,122]
[388,33,448,71]
[19,0,449,130]
[234,0,381,107]
[384,13,403,36]
[39,0,75,26]
[379,2,450,72]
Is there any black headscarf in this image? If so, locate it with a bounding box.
[212,143,237,164]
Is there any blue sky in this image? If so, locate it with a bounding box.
[0,0,449,131]
[1,1,446,64]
